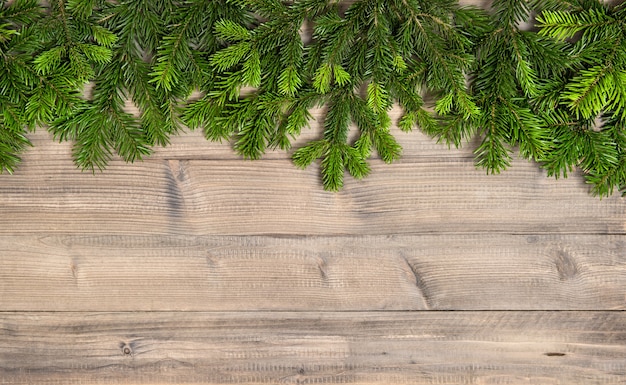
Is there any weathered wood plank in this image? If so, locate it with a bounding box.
[1,157,624,235]
[0,234,623,311]
[0,311,623,385]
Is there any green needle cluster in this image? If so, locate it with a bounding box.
[2,0,626,196]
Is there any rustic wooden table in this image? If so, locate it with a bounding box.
[1,102,624,384]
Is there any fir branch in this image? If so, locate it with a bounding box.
[537,8,618,41]
[34,0,114,82]
[191,0,316,160]
[584,117,626,197]
[291,0,479,189]
[46,0,171,170]
[0,97,32,174]
[0,0,43,172]
[536,0,626,195]
[3,0,626,196]
[151,0,250,93]
[103,0,182,147]
[440,0,567,174]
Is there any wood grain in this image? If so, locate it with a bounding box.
[1,155,624,236]
[0,234,623,311]
[1,3,623,384]
[1,312,624,385]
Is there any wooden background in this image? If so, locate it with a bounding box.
[1,2,626,382]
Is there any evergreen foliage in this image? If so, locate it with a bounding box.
[191,0,478,190]
[0,0,45,173]
[536,0,626,196]
[436,0,568,174]
[1,0,626,196]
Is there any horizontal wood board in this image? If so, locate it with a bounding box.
[1,154,624,235]
[0,234,624,311]
[1,312,624,385]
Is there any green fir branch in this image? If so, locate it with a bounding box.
[0,0,43,172]
[2,0,626,196]
[448,0,567,174]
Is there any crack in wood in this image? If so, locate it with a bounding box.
[164,161,184,218]
[401,255,432,310]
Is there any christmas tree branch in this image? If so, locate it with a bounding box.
[2,0,626,196]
